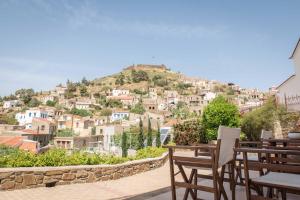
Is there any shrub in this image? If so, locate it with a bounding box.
[131,70,149,83]
[46,100,57,107]
[241,97,299,140]
[173,119,206,145]
[135,147,166,159]
[0,146,166,167]
[69,108,91,117]
[131,102,145,114]
[202,96,240,141]
[56,129,77,137]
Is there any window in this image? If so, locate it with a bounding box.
[34,113,36,117]
[29,112,32,117]
[41,125,45,131]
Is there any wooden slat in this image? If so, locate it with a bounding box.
[173,156,212,164]
[174,181,215,193]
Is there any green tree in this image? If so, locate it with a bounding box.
[121,130,128,157]
[115,73,125,85]
[46,100,56,107]
[79,85,88,97]
[241,97,296,141]
[137,118,144,150]
[69,108,91,117]
[130,100,145,114]
[131,70,149,83]
[156,122,161,147]
[0,114,18,125]
[81,77,89,86]
[147,117,153,147]
[91,127,96,136]
[28,98,41,107]
[202,96,240,141]
[15,88,34,104]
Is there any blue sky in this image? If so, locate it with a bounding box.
[0,0,299,96]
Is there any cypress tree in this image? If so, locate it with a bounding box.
[137,117,144,150]
[121,129,128,157]
[156,122,161,147]
[147,117,153,147]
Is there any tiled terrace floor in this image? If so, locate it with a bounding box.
[0,152,299,200]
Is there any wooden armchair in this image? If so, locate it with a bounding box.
[235,130,274,185]
[234,148,300,200]
[164,126,241,200]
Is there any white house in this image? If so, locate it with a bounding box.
[204,92,217,102]
[112,89,130,96]
[277,38,300,111]
[75,101,91,110]
[15,109,48,128]
[111,110,130,122]
[3,100,20,109]
[40,95,56,104]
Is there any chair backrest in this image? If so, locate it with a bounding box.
[260,130,273,140]
[217,126,241,167]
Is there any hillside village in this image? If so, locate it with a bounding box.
[0,64,268,153]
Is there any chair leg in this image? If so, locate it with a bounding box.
[281,189,287,200]
[230,162,236,200]
[194,169,198,198]
[218,166,228,200]
[168,148,176,200]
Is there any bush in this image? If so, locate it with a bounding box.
[135,147,166,159]
[242,98,286,141]
[46,100,57,107]
[69,108,91,117]
[173,120,206,145]
[131,70,149,83]
[0,114,18,125]
[130,102,145,114]
[56,129,77,137]
[202,96,240,141]
[0,146,166,167]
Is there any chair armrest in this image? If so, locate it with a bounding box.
[239,141,261,145]
[163,144,216,151]
[234,147,300,155]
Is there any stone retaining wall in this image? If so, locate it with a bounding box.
[0,153,168,191]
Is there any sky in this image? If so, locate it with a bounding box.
[0,0,300,96]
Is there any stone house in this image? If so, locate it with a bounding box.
[31,118,57,136]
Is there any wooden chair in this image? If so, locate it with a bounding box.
[235,130,274,185]
[235,148,300,200]
[164,126,241,200]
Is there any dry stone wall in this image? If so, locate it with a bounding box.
[0,153,168,191]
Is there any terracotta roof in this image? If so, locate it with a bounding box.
[0,136,23,147]
[19,141,38,153]
[0,136,39,153]
[290,37,300,59]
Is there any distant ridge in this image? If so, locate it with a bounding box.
[124,64,168,71]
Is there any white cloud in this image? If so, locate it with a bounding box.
[20,0,226,39]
